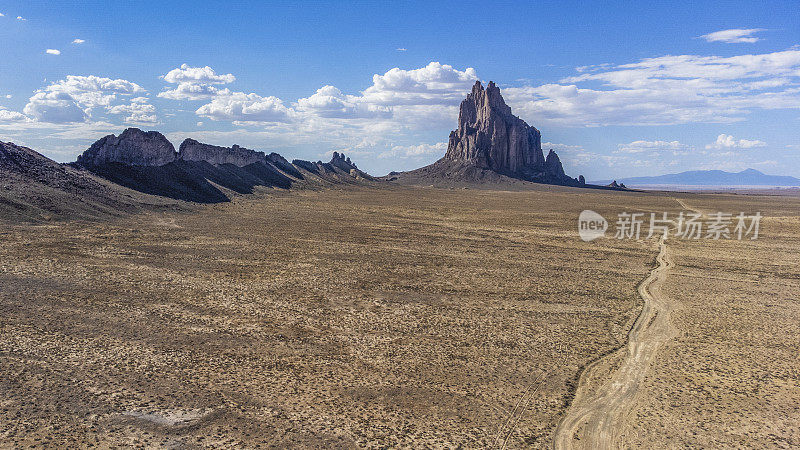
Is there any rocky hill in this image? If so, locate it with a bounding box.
[0,140,169,221]
[387,81,583,187]
[76,128,177,167]
[73,128,375,202]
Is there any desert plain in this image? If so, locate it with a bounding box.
[1,184,798,448]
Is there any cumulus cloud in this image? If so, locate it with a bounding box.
[72,38,85,44]
[705,134,766,149]
[162,64,235,85]
[361,62,478,106]
[106,97,158,124]
[0,108,29,122]
[45,49,60,55]
[296,85,390,119]
[503,50,800,126]
[160,61,477,130]
[196,91,294,123]
[378,142,447,159]
[16,16,25,21]
[700,28,764,44]
[23,75,149,123]
[158,82,220,100]
[158,64,236,100]
[23,92,88,123]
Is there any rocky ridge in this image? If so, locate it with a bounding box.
[178,139,267,167]
[72,128,375,202]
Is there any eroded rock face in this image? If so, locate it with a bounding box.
[439,81,579,185]
[178,139,266,167]
[544,149,566,178]
[329,151,358,172]
[77,128,176,167]
[445,81,545,174]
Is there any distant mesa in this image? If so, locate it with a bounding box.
[388,81,584,187]
[593,169,800,188]
[73,128,374,203]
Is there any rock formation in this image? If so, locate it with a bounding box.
[76,128,176,167]
[389,81,582,186]
[73,129,375,202]
[329,151,359,172]
[443,81,578,184]
[178,139,267,167]
[445,81,545,173]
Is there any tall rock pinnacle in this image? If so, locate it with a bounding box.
[437,80,580,185]
[445,81,544,174]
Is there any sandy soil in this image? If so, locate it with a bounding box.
[0,185,661,448]
[1,185,798,448]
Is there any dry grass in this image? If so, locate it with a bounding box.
[1,185,798,447]
[621,192,800,448]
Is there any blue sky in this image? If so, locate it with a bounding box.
[1,0,799,179]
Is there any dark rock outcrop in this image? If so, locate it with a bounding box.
[292,152,373,182]
[73,130,375,203]
[390,81,582,186]
[178,139,267,167]
[76,128,176,167]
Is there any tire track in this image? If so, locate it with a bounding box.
[553,200,685,449]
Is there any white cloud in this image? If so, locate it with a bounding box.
[162,63,235,85]
[23,75,149,123]
[158,82,220,100]
[700,28,764,44]
[378,142,447,159]
[705,134,766,150]
[5,95,12,99]
[45,49,61,55]
[396,48,407,52]
[158,64,236,100]
[160,61,477,132]
[616,140,692,154]
[196,90,294,123]
[361,62,478,106]
[296,85,390,119]
[16,16,25,21]
[503,50,800,126]
[106,97,158,124]
[0,12,5,17]
[0,108,29,122]
[72,38,85,44]
[23,92,87,123]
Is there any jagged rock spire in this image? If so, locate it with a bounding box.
[444,80,545,174]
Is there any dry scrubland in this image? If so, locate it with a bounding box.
[1,185,798,447]
[622,193,800,448]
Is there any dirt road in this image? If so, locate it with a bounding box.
[553,235,678,449]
